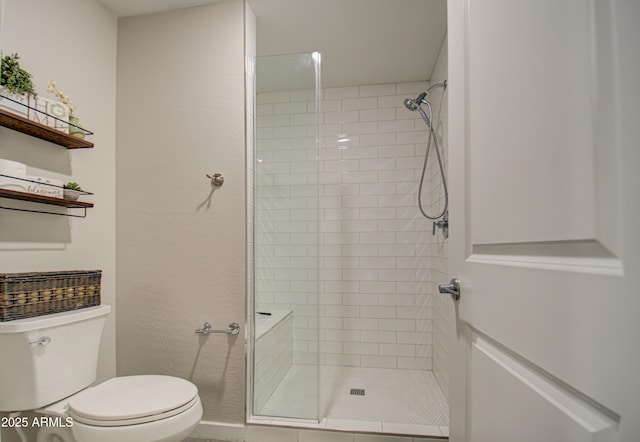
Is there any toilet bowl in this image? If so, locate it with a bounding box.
[0,305,203,442]
[36,375,203,442]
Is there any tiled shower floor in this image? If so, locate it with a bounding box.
[255,365,449,437]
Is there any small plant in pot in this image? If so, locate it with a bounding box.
[47,80,85,139]
[63,182,82,201]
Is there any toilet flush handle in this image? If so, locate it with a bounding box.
[29,336,51,346]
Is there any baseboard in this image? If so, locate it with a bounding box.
[189,420,245,441]
[188,419,448,442]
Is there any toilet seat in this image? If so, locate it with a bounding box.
[67,375,198,427]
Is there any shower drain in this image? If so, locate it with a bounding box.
[350,388,365,396]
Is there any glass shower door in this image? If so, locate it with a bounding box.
[250,52,320,421]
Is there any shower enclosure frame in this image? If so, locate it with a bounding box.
[247,51,322,424]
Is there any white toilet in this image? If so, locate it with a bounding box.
[0,305,202,442]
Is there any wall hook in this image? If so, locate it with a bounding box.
[206,173,224,187]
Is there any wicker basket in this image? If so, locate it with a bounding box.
[0,270,101,321]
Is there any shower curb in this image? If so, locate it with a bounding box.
[190,420,448,442]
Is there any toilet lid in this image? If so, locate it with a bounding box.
[67,375,198,426]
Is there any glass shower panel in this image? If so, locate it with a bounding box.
[251,52,320,421]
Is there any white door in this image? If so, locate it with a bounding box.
[447,0,640,441]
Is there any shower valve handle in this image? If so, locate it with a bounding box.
[433,219,448,235]
[439,278,461,301]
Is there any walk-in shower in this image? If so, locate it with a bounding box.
[247,47,451,437]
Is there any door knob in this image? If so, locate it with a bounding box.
[439,278,461,301]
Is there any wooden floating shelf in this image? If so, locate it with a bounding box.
[0,109,94,149]
[0,188,93,208]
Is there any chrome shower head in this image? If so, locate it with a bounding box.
[403,98,419,111]
[405,81,448,111]
[404,91,427,111]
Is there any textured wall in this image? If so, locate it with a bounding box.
[115,0,246,424]
[0,1,117,440]
[0,0,117,381]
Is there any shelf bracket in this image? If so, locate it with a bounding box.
[0,202,87,218]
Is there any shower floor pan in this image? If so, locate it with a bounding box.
[255,365,449,437]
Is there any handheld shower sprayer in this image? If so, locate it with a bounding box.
[415,91,428,102]
[402,80,449,233]
[403,91,426,111]
[403,81,446,112]
[427,79,447,94]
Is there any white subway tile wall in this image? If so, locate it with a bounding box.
[255,80,450,372]
[428,41,451,401]
[253,312,293,413]
[255,87,319,367]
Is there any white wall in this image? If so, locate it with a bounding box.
[254,61,319,369]
[0,1,117,440]
[0,0,117,380]
[115,0,246,424]
[318,82,438,370]
[255,79,445,371]
[429,35,451,400]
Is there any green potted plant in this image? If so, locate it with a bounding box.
[0,53,37,117]
[63,182,82,201]
[0,53,37,98]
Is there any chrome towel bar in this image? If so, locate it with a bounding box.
[195,322,240,335]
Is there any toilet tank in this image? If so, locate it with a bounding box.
[0,304,111,411]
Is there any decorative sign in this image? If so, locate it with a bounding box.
[27,96,70,133]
